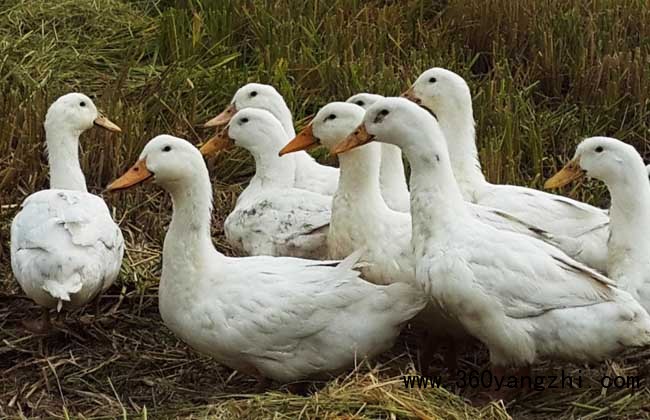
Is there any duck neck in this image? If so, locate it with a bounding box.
[248,148,296,191]
[163,167,221,278]
[606,160,650,281]
[336,142,387,211]
[379,143,408,195]
[437,105,487,199]
[45,124,87,191]
[403,141,468,254]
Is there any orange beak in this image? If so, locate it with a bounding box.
[106,159,152,192]
[278,124,318,156]
[93,115,122,132]
[544,157,585,189]
[204,103,237,128]
[401,87,422,105]
[199,129,233,156]
[332,123,375,155]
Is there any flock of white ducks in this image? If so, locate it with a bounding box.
[10,68,650,397]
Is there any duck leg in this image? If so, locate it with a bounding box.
[22,307,52,335]
[480,365,509,402]
[418,331,437,375]
[287,381,310,395]
[254,375,271,393]
[443,340,459,374]
[513,365,532,395]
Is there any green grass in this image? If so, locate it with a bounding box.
[1,0,650,418]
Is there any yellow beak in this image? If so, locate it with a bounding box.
[199,129,233,156]
[544,157,585,189]
[401,87,422,105]
[106,159,152,191]
[204,103,237,128]
[93,115,122,132]
[331,123,375,155]
[279,124,318,156]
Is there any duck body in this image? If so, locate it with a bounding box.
[407,67,610,272]
[10,93,124,312]
[216,108,331,259]
[159,249,422,381]
[418,216,647,366]
[469,182,609,271]
[11,189,124,309]
[108,135,425,383]
[225,184,330,258]
[354,98,650,369]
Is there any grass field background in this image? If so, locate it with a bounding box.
[1,0,650,418]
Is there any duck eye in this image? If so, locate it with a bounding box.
[379,109,389,116]
[428,77,437,83]
[250,91,258,97]
[595,146,604,153]
[80,101,86,107]
[163,145,171,152]
[240,117,249,124]
[355,101,364,106]
[326,114,337,121]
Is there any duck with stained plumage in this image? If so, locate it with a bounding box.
[11,93,124,333]
[200,108,331,259]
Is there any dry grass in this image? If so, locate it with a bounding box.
[2,0,650,418]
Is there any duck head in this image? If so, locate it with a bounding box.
[107,135,205,191]
[200,108,287,157]
[402,67,471,119]
[204,83,292,132]
[333,97,443,156]
[346,93,384,111]
[545,137,645,189]
[44,92,121,135]
[279,102,365,156]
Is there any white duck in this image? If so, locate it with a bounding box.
[106,135,426,386]
[546,137,650,312]
[346,93,410,212]
[338,97,650,382]
[280,102,593,372]
[204,83,339,196]
[281,102,412,285]
[200,108,331,259]
[10,93,124,332]
[404,67,610,272]
[281,102,570,284]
